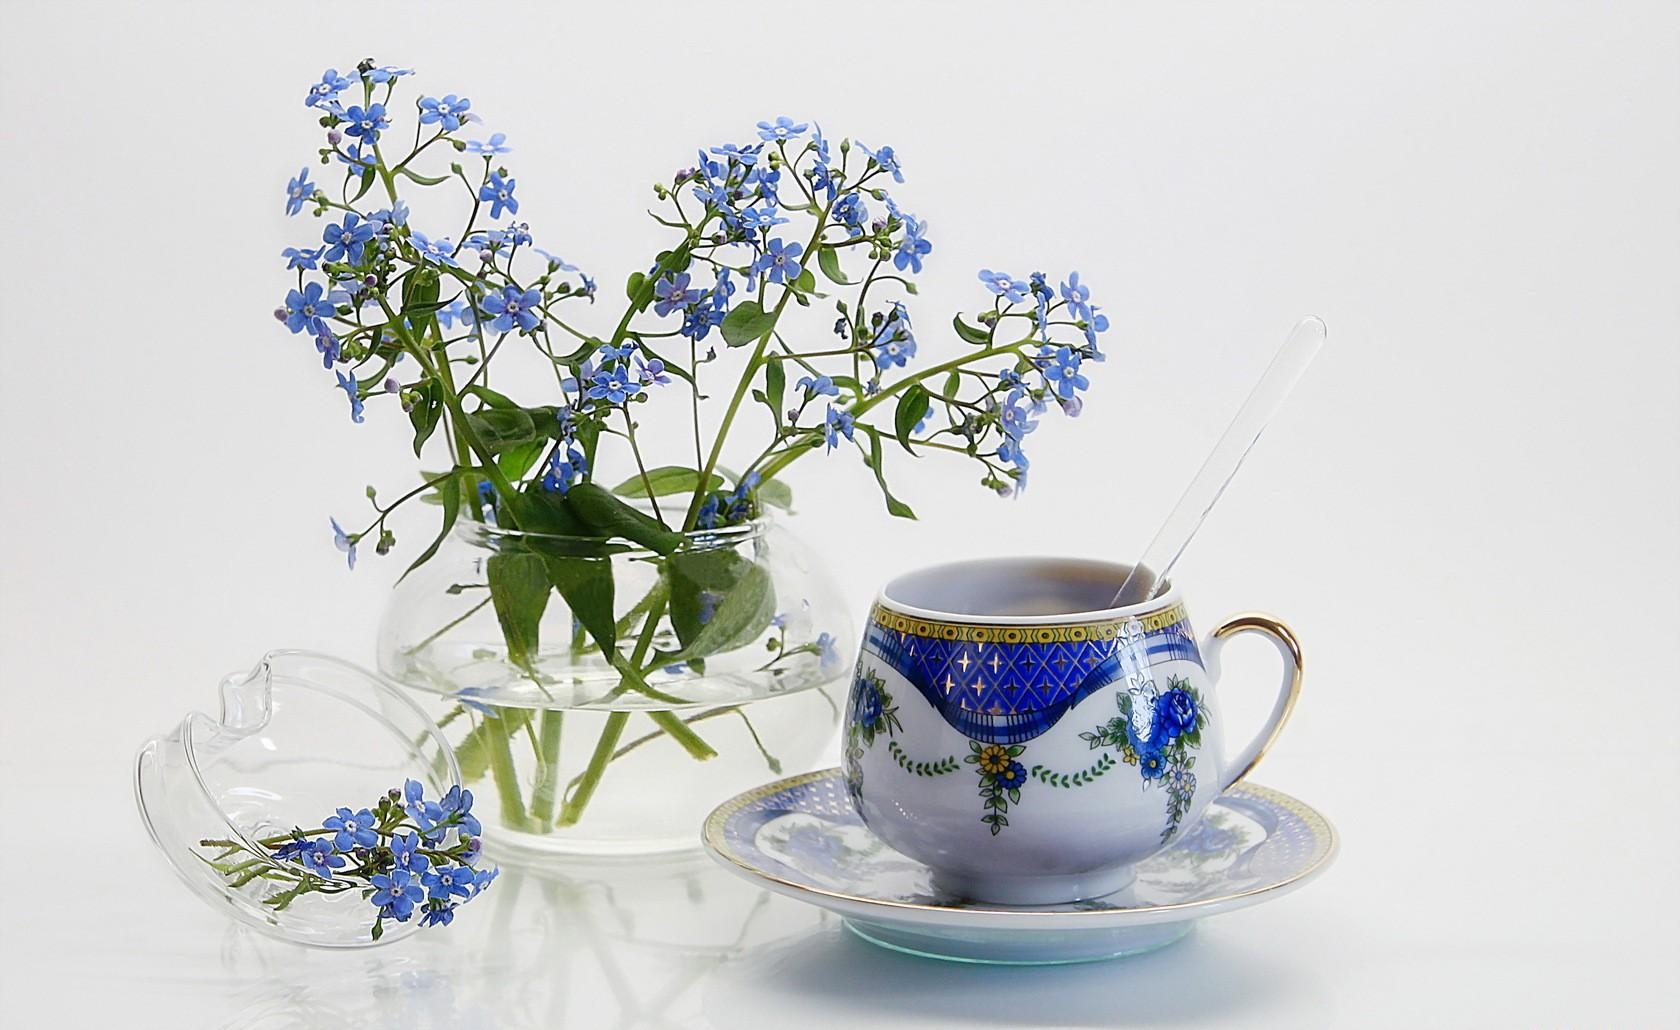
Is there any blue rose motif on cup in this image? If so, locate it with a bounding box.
[1081,674,1210,842]
[1159,687,1198,739]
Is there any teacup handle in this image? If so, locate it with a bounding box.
[1201,613,1303,793]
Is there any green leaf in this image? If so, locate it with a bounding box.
[397,166,451,186]
[565,482,683,554]
[942,370,962,398]
[402,473,461,579]
[953,314,991,345]
[350,168,377,203]
[756,478,794,511]
[540,555,615,654]
[464,408,538,455]
[401,267,441,320]
[625,271,646,303]
[611,466,724,499]
[665,549,776,659]
[721,300,778,348]
[816,245,852,285]
[465,384,519,409]
[893,384,931,454]
[858,427,917,519]
[496,438,547,480]
[487,552,550,669]
[765,359,786,416]
[792,268,818,295]
[407,379,442,457]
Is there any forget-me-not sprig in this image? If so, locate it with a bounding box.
[316,330,341,368]
[335,370,366,424]
[757,116,809,142]
[636,355,672,387]
[285,168,316,217]
[423,865,474,901]
[418,94,472,132]
[893,215,932,274]
[437,785,482,837]
[330,517,358,569]
[283,281,334,335]
[542,445,588,493]
[321,213,375,265]
[371,868,425,920]
[306,68,354,109]
[481,285,542,334]
[1041,345,1090,401]
[1059,272,1092,322]
[337,142,378,175]
[856,142,904,183]
[823,404,856,451]
[369,200,410,230]
[872,303,917,369]
[979,269,1031,304]
[342,103,390,143]
[586,365,641,406]
[298,838,345,879]
[833,193,868,237]
[479,171,518,219]
[325,807,380,851]
[205,776,496,940]
[796,374,839,398]
[653,272,701,317]
[388,832,430,874]
[365,65,413,84]
[464,132,511,156]
[408,231,460,268]
[756,238,804,285]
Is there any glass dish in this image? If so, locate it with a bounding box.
[134,650,463,947]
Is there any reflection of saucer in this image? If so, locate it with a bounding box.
[703,769,1337,965]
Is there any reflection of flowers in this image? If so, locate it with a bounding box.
[1175,818,1235,856]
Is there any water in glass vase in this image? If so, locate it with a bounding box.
[377,515,851,856]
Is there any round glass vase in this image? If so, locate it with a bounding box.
[376,513,850,857]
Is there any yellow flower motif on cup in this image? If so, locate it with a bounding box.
[976,744,1012,776]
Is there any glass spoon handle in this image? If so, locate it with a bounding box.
[1109,315,1328,608]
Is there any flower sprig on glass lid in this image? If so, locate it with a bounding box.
[198,779,496,940]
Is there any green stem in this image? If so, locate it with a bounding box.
[681,210,836,530]
[528,710,565,825]
[483,710,531,832]
[556,712,628,827]
[556,596,699,826]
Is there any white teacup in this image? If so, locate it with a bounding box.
[842,557,1301,905]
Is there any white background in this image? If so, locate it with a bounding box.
[2,1,1676,1026]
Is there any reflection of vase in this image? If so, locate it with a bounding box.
[377,514,849,856]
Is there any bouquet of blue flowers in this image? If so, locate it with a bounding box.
[277,59,1109,837]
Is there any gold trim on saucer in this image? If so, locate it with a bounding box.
[870,602,1188,643]
[701,768,1337,920]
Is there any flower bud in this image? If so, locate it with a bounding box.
[384,377,400,394]
[326,129,342,145]
[273,307,287,322]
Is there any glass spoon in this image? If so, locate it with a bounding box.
[1108,315,1329,608]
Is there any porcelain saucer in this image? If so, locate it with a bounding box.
[702,769,1336,965]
